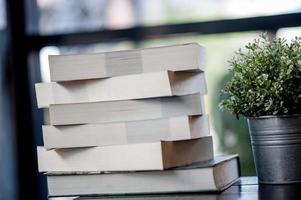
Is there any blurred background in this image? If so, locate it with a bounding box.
[1,0,301,199]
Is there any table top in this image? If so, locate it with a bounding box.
[50,177,301,200]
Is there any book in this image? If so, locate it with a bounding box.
[37,136,213,172]
[43,115,210,149]
[49,43,206,82]
[46,155,239,197]
[35,71,206,108]
[47,93,205,125]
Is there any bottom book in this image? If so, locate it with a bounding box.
[47,155,240,197]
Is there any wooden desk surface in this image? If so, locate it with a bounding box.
[50,177,301,200]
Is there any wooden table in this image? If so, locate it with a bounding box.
[50,177,301,200]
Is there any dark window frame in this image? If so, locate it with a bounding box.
[27,12,301,49]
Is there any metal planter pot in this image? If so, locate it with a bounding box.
[247,115,301,184]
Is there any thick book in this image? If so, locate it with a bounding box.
[46,155,240,197]
[49,43,206,82]
[43,115,210,149]
[47,93,205,125]
[35,71,206,108]
[37,136,213,172]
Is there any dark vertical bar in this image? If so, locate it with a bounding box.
[5,0,40,199]
[0,27,18,200]
[28,51,48,200]
[25,0,48,197]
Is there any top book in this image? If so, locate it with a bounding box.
[49,43,206,82]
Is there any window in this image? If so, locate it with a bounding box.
[32,0,301,34]
[3,0,301,199]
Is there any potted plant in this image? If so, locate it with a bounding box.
[219,33,301,184]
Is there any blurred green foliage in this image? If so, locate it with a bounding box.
[212,73,256,175]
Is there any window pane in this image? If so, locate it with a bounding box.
[145,0,301,25]
[33,0,301,34]
[277,26,301,40]
[36,0,136,34]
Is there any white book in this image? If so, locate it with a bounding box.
[37,136,213,172]
[35,71,206,108]
[49,43,206,82]
[43,115,210,149]
[47,93,205,125]
[46,155,240,197]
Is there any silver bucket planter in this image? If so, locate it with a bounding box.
[247,115,301,184]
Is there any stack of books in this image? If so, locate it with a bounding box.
[35,43,240,197]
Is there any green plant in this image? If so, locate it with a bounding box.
[220,33,301,118]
